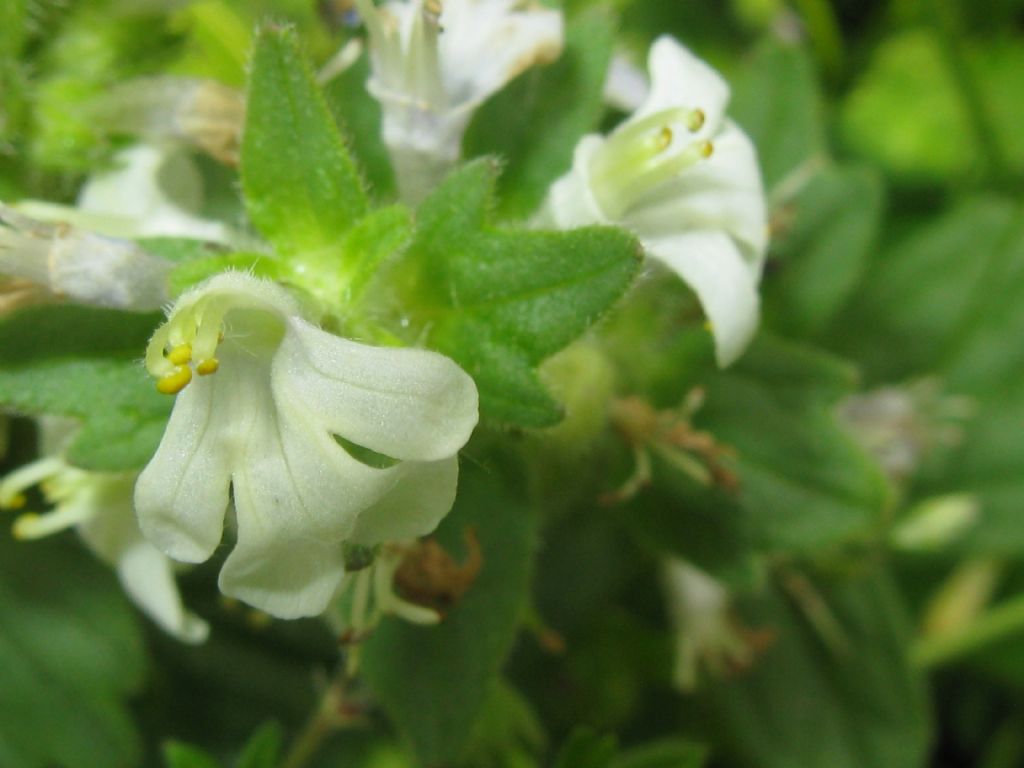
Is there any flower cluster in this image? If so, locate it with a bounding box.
[0,10,766,651]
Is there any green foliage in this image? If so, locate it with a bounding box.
[552,730,618,768]
[697,336,890,552]
[841,31,1024,181]
[765,166,885,339]
[731,39,826,190]
[0,530,145,768]
[323,52,396,200]
[698,568,931,768]
[163,722,282,768]
[242,24,368,261]
[361,462,537,765]
[0,306,169,471]
[838,197,1023,384]
[400,159,642,426]
[464,8,616,219]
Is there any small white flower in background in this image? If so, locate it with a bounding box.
[1,143,235,312]
[663,558,754,691]
[541,36,768,367]
[0,205,172,311]
[19,144,232,244]
[135,272,479,619]
[354,0,563,202]
[75,144,232,243]
[0,419,208,644]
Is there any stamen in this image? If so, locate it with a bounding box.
[688,109,705,132]
[656,126,673,152]
[196,359,219,376]
[5,493,26,510]
[157,366,193,395]
[589,105,715,218]
[13,503,93,540]
[166,343,193,366]
[0,457,64,508]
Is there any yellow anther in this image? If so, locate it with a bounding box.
[2,493,26,510]
[196,358,219,376]
[688,109,706,132]
[166,343,193,366]
[656,126,673,152]
[699,140,714,159]
[156,366,193,395]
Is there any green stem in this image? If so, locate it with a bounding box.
[913,592,1024,669]
[279,681,358,768]
[929,0,1008,178]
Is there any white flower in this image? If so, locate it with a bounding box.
[0,205,172,311]
[135,272,479,619]
[0,419,208,643]
[354,0,563,202]
[0,143,235,312]
[75,144,232,243]
[663,558,753,690]
[19,144,231,244]
[542,36,768,366]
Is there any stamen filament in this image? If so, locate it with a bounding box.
[13,502,94,539]
[0,457,64,507]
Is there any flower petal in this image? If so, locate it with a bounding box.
[349,456,459,545]
[638,36,731,132]
[134,353,242,563]
[77,145,230,243]
[117,541,209,643]
[276,319,479,462]
[218,532,345,619]
[540,135,609,229]
[440,0,563,110]
[625,121,768,261]
[646,230,760,366]
[220,379,435,616]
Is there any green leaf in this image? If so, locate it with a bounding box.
[0,530,145,768]
[164,742,221,768]
[235,722,283,768]
[339,205,413,304]
[697,336,889,551]
[731,39,826,190]
[0,305,170,471]
[839,31,1024,180]
[241,24,368,259]
[613,741,707,768]
[361,462,537,765]
[552,729,617,768]
[323,51,396,200]
[698,567,931,768]
[765,166,885,339]
[463,8,615,219]
[916,388,1024,554]
[625,464,755,586]
[461,680,546,768]
[402,159,642,427]
[837,197,1022,385]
